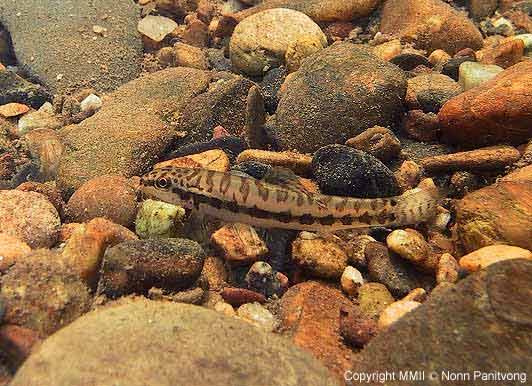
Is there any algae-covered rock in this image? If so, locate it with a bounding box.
[135,199,186,239]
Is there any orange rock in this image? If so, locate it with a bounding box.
[377,300,421,330]
[439,61,532,148]
[459,244,532,272]
[16,182,65,219]
[380,0,483,55]
[0,234,31,272]
[476,39,524,69]
[60,217,138,286]
[0,103,30,118]
[236,149,312,176]
[280,281,355,382]
[455,177,532,252]
[154,149,230,172]
[211,223,268,263]
[0,325,41,368]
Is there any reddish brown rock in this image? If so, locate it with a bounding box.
[60,218,138,286]
[476,39,524,69]
[380,0,483,55]
[402,110,440,142]
[0,103,29,118]
[420,145,521,173]
[455,175,532,252]
[339,306,378,348]
[280,281,355,381]
[0,325,41,368]
[0,250,91,337]
[211,223,268,264]
[66,175,138,227]
[221,287,266,306]
[0,234,31,272]
[439,61,532,148]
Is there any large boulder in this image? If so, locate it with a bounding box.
[11,299,337,386]
[439,61,532,148]
[268,43,407,153]
[380,0,483,55]
[57,68,253,196]
[350,259,532,385]
[0,0,143,94]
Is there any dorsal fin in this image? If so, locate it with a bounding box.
[262,167,328,210]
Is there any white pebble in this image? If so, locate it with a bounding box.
[340,266,364,297]
[80,94,103,113]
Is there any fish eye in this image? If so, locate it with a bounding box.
[155,177,169,189]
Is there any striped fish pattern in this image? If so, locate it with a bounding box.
[140,166,440,231]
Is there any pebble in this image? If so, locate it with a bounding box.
[229,8,327,76]
[137,15,177,43]
[372,39,402,61]
[259,66,286,113]
[214,301,236,317]
[358,282,395,320]
[439,61,532,147]
[440,56,475,81]
[0,102,29,118]
[340,266,364,297]
[344,234,376,269]
[436,253,459,283]
[345,126,401,163]
[459,244,532,272]
[389,53,432,71]
[211,223,268,264]
[135,199,186,239]
[428,49,451,66]
[66,175,138,228]
[458,61,503,91]
[386,229,431,265]
[236,149,312,176]
[0,189,60,248]
[365,241,434,298]
[23,128,64,181]
[155,149,230,172]
[292,232,348,279]
[98,238,205,298]
[237,302,278,332]
[221,287,266,306]
[245,261,283,298]
[79,93,102,113]
[0,249,91,337]
[377,300,421,330]
[405,74,462,113]
[339,306,378,347]
[157,43,209,70]
[200,255,228,292]
[394,160,421,191]
[380,0,483,55]
[17,110,61,135]
[420,145,521,173]
[402,110,440,142]
[312,145,400,198]
[60,218,138,286]
[0,234,31,272]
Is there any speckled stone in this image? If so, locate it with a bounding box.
[0,190,60,248]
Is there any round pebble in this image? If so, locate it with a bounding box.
[0,190,60,248]
[237,302,278,332]
[377,300,421,330]
[341,266,364,297]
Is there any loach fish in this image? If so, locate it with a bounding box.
[140,166,440,232]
